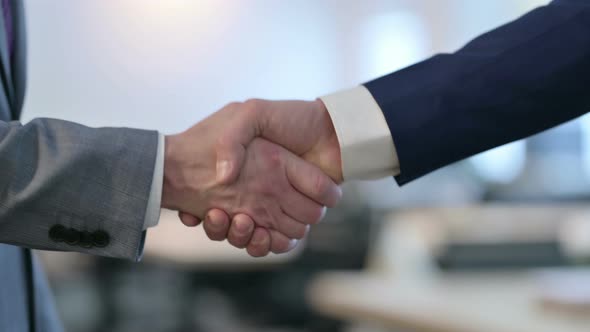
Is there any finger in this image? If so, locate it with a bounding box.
[281,188,327,225]
[202,209,231,241]
[215,138,246,185]
[269,229,298,254]
[227,214,256,249]
[246,227,271,257]
[285,153,342,208]
[178,211,202,227]
[274,212,309,240]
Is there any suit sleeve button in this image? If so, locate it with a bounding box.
[49,225,66,242]
[79,232,94,248]
[92,230,110,248]
[64,228,81,245]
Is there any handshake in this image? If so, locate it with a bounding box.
[161,99,343,257]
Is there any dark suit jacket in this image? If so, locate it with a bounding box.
[365,0,590,185]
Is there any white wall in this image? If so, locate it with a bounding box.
[20,0,550,206]
[22,0,548,133]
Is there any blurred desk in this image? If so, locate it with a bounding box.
[143,209,302,268]
[307,205,590,332]
[309,271,590,332]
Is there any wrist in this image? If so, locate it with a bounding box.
[306,99,343,183]
[322,113,344,183]
[160,132,217,215]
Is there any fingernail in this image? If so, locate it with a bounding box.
[206,214,219,227]
[319,207,327,221]
[288,239,298,250]
[328,186,343,207]
[216,160,230,182]
[333,185,342,201]
[251,232,267,245]
[235,218,252,234]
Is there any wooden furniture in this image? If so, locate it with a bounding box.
[307,206,590,332]
[309,271,590,332]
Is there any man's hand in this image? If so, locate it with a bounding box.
[163,114,341,254]
[178,99,343,256]
[215,99,342,183]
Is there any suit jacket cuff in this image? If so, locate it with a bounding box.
[320,86,400,180]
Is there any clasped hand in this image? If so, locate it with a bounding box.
[161,99,343,257]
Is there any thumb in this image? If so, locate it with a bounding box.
[215,104,264,184]
[285,152,342,208]
[215,138,246,184]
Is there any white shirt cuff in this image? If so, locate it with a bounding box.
[143,133,164,230]
[320,86,400,180]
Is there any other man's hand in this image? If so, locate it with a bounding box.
[163,113,341,254]
[179,99,343,256]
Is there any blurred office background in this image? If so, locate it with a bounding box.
[21,1,590,331]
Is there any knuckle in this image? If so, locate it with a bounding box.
[243,98,263,109]
[223,101,242,110]
[240,99,270,131]
[215,132,231,148]
[242,99,262,116]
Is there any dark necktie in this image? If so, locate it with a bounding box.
[1,0,13,58]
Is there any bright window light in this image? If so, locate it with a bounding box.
[470,141,526,183]
[360,12,429,79]
[579,114,590,180]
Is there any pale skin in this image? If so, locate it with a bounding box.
[175,99,343,257]
[162,99,342,256]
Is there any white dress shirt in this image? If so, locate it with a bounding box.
[143,134,164,229]
[320,86,400,181]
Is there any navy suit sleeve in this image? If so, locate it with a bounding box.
[364,0,590,185]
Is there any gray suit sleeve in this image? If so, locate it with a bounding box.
[0,118,159,261]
